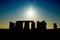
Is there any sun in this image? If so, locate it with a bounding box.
[24,6,37,20]
[27,7,34,17]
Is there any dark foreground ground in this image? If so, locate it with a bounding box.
[0,29,60,39]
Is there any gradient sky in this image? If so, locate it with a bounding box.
[0,0,60,29]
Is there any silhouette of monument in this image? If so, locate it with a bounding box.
[37,21,47,32]
[54,23,57,29]
[10,21,35,32]
[9,20,60,32]
[41,21,47,30]
[31,21,35,30]
[9,22,15,31]
[23,21,35,31]
[37,21,41,31]
[15,21,23,32]
[0,20,60,40]
[24,21,29,31]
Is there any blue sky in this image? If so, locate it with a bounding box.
[0,0,60,29]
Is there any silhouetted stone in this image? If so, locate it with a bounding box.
[9,22,14,31]
[15,21,23,32]
[41,21,47,31]
[54,23,57,29]
[37,21,41,31]
[24,21,29,31]
[31,21,35,30]
[37,21,47,32]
